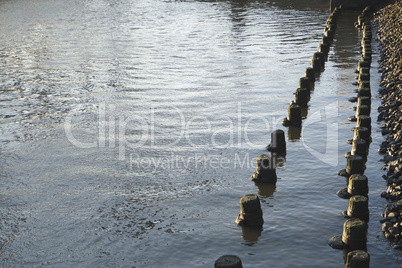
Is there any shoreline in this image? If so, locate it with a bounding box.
[374,0,402,249]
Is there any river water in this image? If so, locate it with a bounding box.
[0,0,401,267]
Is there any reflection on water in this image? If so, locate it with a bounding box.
[288,126,302,140]
[222,0,330,11]
[301,106,309,118]
[241,225,263,246]
[255,182,277,198]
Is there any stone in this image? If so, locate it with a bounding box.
[328,235,344,250]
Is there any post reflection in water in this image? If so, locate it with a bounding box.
[301,106,309,118]
[240,182,276,246]
[288,125,302,141]
[241,225,263,246]
[254,182,277,198]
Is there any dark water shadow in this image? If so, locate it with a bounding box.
[241,225,263,246]
[195,0,329,11]
[288,125,302,141]
[255,182,276,198]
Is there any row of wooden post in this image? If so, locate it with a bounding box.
[215,5,347,268]
[328,6,373,268]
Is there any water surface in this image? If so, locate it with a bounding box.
[0,0,400,267]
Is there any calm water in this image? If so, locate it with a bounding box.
[0,0,401,267]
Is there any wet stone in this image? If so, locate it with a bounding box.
[328,235,344,250]
[337,188,352,199]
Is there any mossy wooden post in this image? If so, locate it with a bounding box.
[359,67,369,76]
[357,87,371,98]
[362,31,372,42]
[294,87,309,107]
[305,67,315,82]
[266,129,286,154]
[363,46,372,58]
[215,255,243,268]
[313,52,325,68]
[355,105,370,118]
[312,58,321,72]
[346,155,365,176]
[358,68,370,82]
[356,115,371,132]
[351,138,368,160]
[363,49,372,59]
[359,73,370,82]
[357,96,371,108]
[358,83,371,97]
[236,194,263,227]
[348,174,368,197]
[358,59,370,71]
[359,61,370,70]
[319,43,329,55]
[342,218,367,250]
[251,154,277,183]
[345,250,370,268]
[347,195,369,222]
[352,127,371,144]
[362,56,371,65]
[288,103,302,126]
[359,70,370,81]
[326,22,336,32]
[363,40,371,51]
[359,81,370,89]
[299,77,311,91]
[363,25,372,39]
[361,39,370,48]
[325,28,335,41]
[322,35,331,46]
[327,18,336,28]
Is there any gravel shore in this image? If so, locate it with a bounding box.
[374,0,402,249]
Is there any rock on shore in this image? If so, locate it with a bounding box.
[374,0,402,248]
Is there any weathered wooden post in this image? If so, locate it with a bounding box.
[342,218,368,250]
[236,194,264,227]
[345,195,369,222]
[215,255,243,268]
[266,129,286,154]
[345,250,370,268]
[348,174,369,197]
[251,154,277,183]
